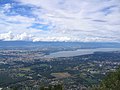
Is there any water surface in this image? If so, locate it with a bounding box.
[45,48,120,58]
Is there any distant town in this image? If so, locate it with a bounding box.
[0,43,120,90]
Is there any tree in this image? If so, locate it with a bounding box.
[92,67,120,90]
[40,84,63,90]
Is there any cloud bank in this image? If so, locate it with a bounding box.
[0,0,120,42]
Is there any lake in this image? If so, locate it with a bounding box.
[45,48,120,58]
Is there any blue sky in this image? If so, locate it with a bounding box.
[0,0,120,42]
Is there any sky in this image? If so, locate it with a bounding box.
[0,0,120,42]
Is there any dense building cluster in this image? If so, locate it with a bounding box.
[0,47,120,90]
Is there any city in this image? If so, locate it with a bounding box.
[0,45,120,90]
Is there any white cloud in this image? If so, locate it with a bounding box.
[0,31,14,40]
[0,0,120,42]
[0,32,34,41]
[3,4,12,11]
[15,32,34,41]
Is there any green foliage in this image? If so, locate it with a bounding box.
[40,86,45,90]
[40,84,63,90]
[92,68,120,90]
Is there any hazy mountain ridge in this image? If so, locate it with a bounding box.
[0,41,120,48]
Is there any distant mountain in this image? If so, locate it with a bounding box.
[0,41,120,48]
